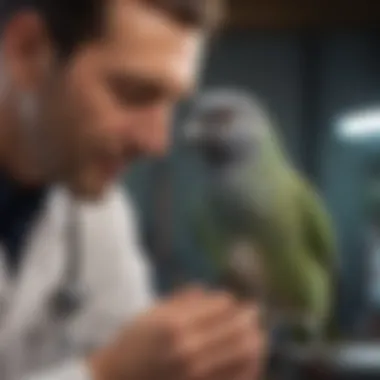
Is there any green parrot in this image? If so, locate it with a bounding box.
[184,89,337,341]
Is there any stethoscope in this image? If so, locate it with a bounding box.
[48,201,86,319]
[0,196,84,323]
[0,200,86,379]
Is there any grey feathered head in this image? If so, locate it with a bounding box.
[184,88,279,168]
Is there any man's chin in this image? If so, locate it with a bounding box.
[67,177,113,202]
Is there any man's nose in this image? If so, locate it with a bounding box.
[139,104,173,157]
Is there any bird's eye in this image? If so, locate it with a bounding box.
[201,108,235,126]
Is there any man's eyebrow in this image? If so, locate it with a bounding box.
[107,72,166,91]
[106,70,192,100]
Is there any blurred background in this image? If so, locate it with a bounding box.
[124,1,380,377]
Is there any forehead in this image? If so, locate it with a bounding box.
[102,0,205,95]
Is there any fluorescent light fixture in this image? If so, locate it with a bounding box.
[337,108,380,140]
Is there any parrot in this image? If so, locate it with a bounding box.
[183,89,337,342]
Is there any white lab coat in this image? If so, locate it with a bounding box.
[0,185,155,380]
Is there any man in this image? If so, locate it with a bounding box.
[0,1,266,380]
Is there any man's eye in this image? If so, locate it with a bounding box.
[107,77,163,107]
[115,86,158,106]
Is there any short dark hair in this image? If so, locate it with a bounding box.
[0,0,223,59]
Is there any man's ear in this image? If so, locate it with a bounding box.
[2,10,53,92]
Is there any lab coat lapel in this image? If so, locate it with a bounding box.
[3,188,69,334]
[0,246,10,323]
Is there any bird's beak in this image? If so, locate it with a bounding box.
[183,121,203,147]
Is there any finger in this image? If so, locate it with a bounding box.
[194,341,253,380]
[165,292,239,364]
[201,305,260,349]
[219,331,267,380]
[253,326,268,367]
[182,291,238,328]
[194,328,262,379]
[164,285,207,312]
[150,286,208,329]
[211,361,257,380]
[241,302,267,329]
[184,307,256,357]
[171,284,207,301]
[243,326,268,380]
[230,363,259,380]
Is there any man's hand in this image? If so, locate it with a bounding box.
[89,287,267,380]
